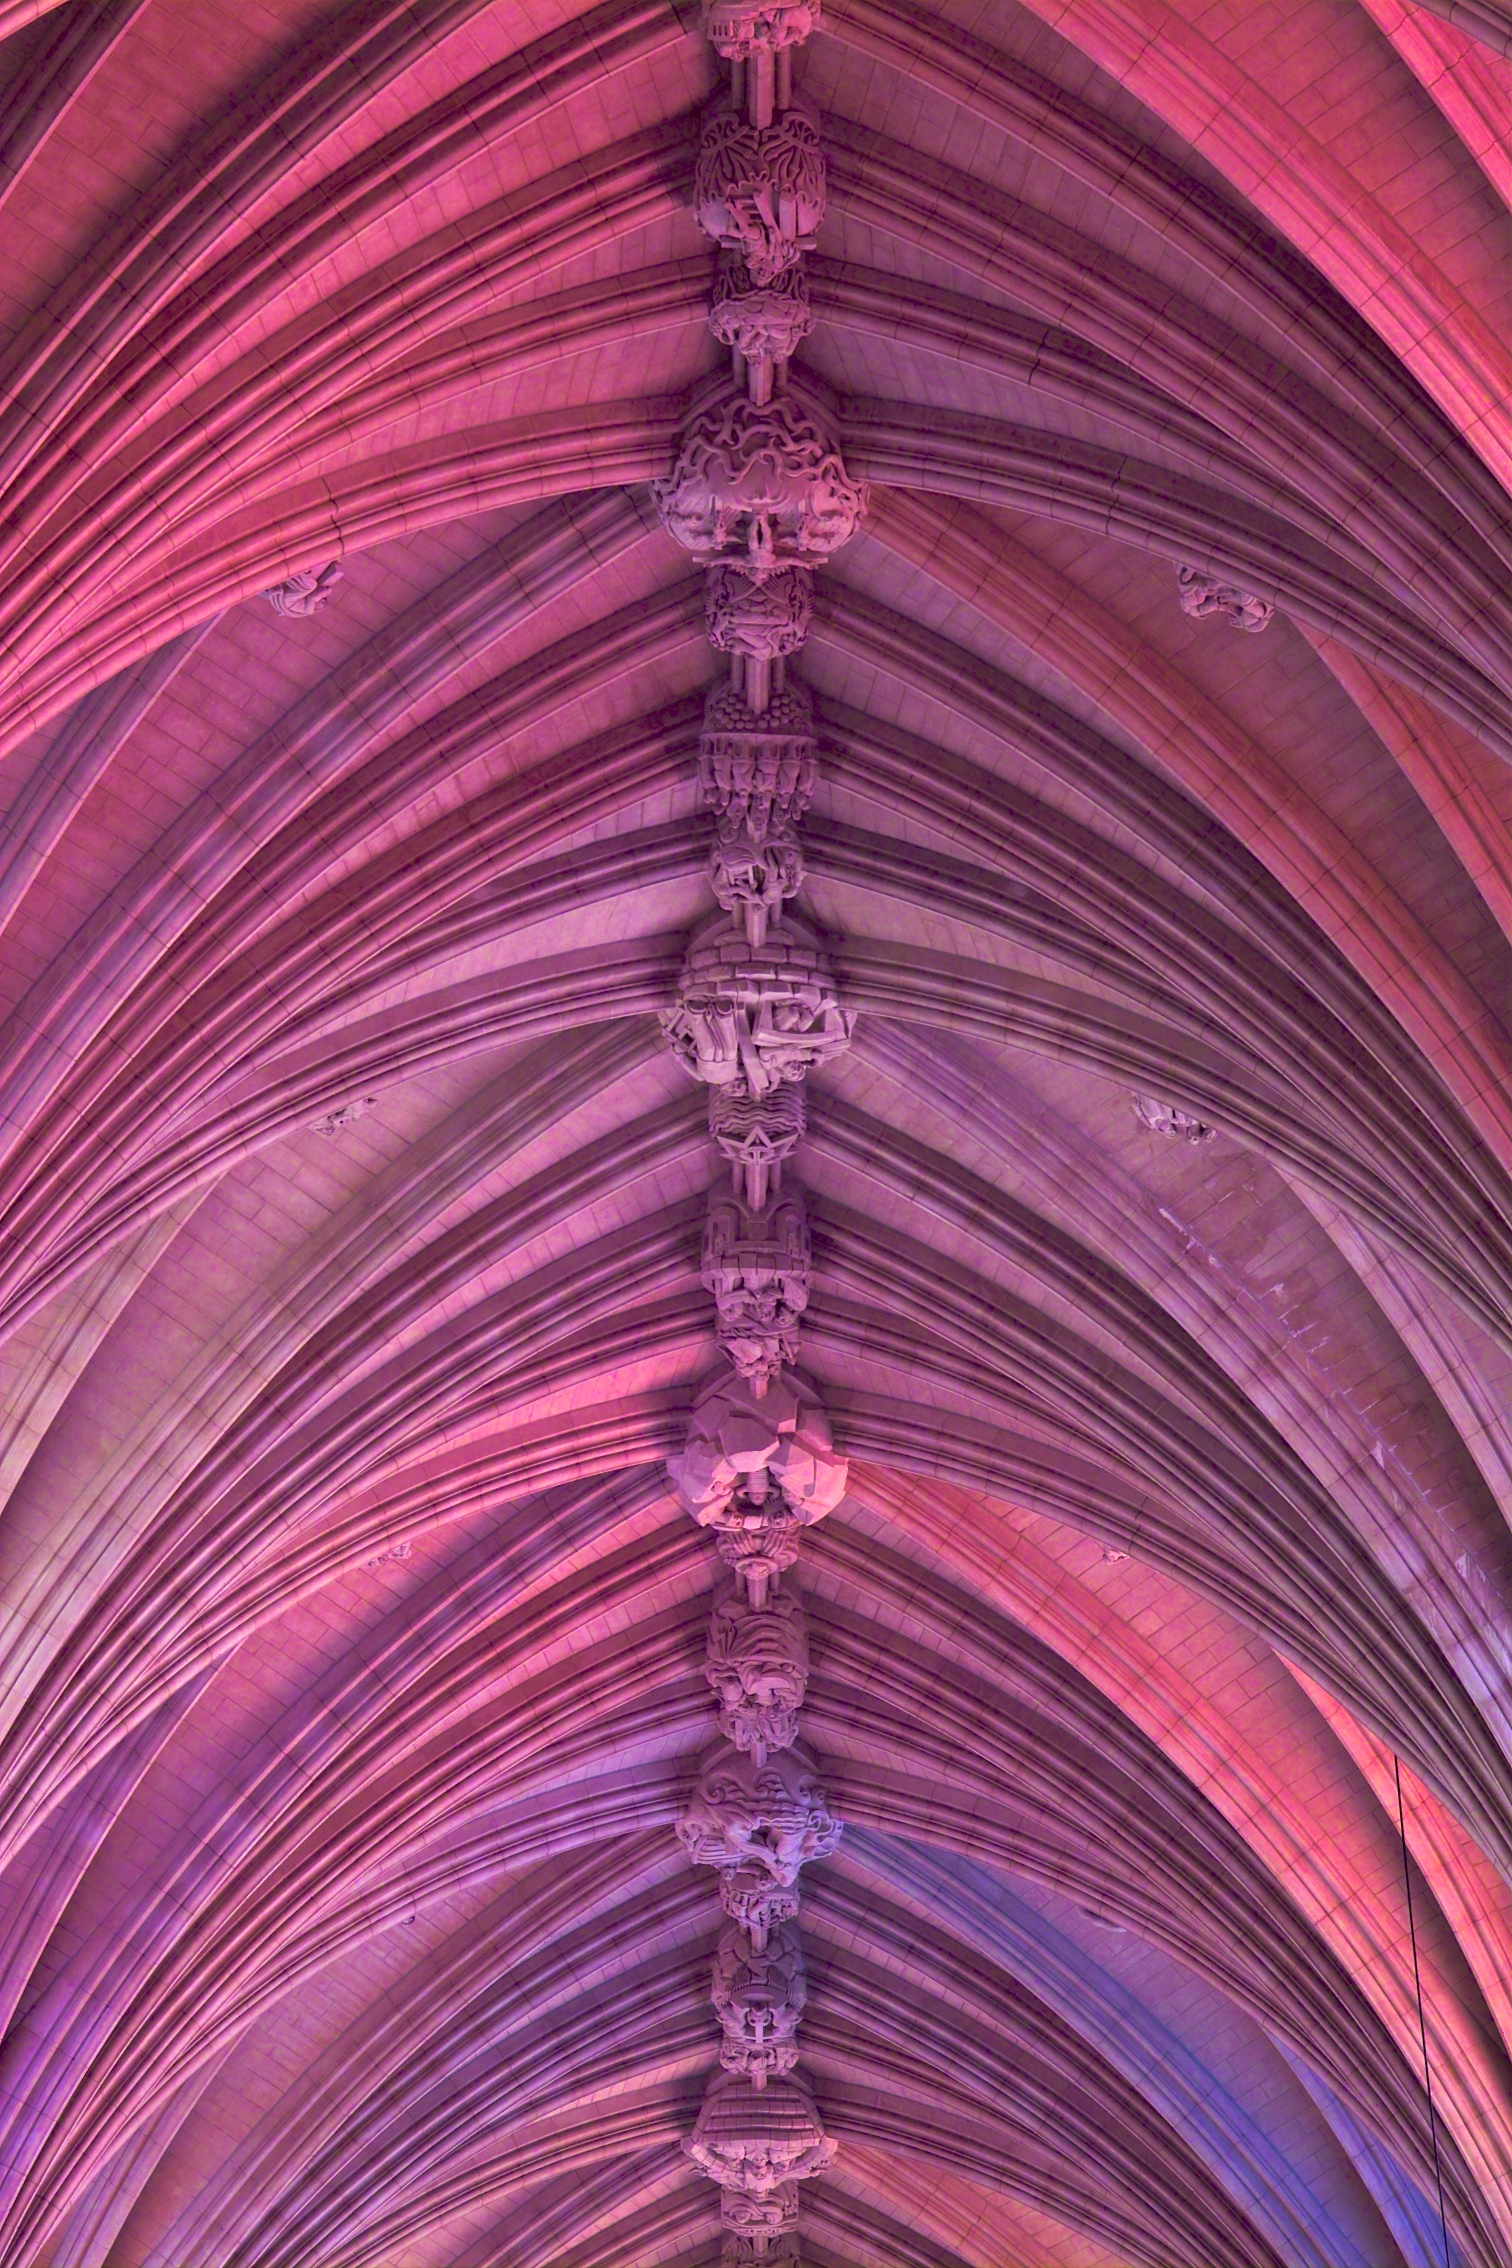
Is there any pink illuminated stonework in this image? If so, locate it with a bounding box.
[0,0,1506,2264]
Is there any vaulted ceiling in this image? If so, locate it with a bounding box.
[0,0,1509,2263]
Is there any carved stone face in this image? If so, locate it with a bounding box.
[706,1585,809,1758]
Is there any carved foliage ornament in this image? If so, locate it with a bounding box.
[652,386,867,579]
[1175,563,1274,633]
[702,0,820,57]
[702,1190,811,1392]
[706,1582,810,1759]
[678,1740,843,1889]
[694,104,825,287]
[688,2074,836,2193]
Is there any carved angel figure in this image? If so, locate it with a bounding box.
[706,1584,810,1759]
[702,1190,811,1392]
[713,1921,808,2085]
[688,2075,836,2194]
[652,387,868,579]
[694,105,825,287]
[1175,563,1274,633]
[678,1741,842,1890]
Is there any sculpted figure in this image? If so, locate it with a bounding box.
[677,1741,842,1889]
[265,563,341,616]
[660,914,853,1100]
[652,386,867,579]
[699,680,816,838]
[1175,563,1274,633]
[710,256,814,391]
[713,1921,807,2085]
[719,1858,801,1949]
[694,105,825,286]
[706,1583,809,1758]
[711,827,803,948]
[688,2074,835,2193]
[702,1190,811,1392]
[703,0,820,55]
[1133,1094,1213,1142]
[706,565,813,709]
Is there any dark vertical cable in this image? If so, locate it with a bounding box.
[1393,1752,1453,2268]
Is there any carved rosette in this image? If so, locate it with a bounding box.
[265,563,341,616]
[711,255,814,367]
[707,1583,810,1759]
[652,386,867,580]
[694,105,825,287]
[688,2074,836,2193]
[702,0,820,56]
[702,1190,811,1392]
[1175,563,1274,633]
[713,1920,808,2083]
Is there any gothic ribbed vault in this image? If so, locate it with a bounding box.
[0,0,1509,2262]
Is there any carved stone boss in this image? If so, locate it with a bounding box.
[662,11,849,2258]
